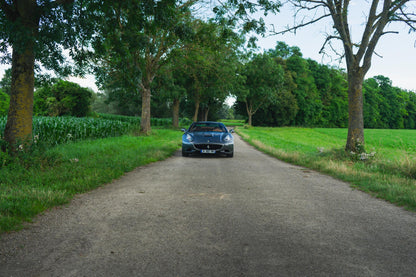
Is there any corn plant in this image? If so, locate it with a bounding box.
[32,116,136,146]
[97,113,141,126]
[1,114,192,148]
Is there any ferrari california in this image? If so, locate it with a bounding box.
[181,121,234,157]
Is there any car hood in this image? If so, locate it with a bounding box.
[189,132,229,143]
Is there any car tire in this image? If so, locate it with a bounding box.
[182,150,189,157]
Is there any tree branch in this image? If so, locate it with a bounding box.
[325,1,354,66]
[356,0,380,61]
[364,0,394,73]
[318,34,341,54]
[269,13,330,35]
[394,6,416,31]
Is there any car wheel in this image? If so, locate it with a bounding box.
[182,150,189,157]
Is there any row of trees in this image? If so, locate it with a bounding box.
[95,18,243,123]
[363,76,416,130]
[235,43,348,128]
[3,38,414,132]
[233,42,416,130]
[1,0,415,153]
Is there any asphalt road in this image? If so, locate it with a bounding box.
[1,134,416,276]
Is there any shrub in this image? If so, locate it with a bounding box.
[34,80,92,117]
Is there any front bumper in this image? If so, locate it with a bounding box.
[182,142,234,156]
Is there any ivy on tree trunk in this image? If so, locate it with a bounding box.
[140,87,152,134]
[172,98,180,128]
[4,47,35,149]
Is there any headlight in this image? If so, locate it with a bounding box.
[224,135,232,142]
[186,134,193,142]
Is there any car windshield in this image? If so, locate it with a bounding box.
[190,123,226,132]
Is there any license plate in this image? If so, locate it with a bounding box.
[201,149,216,154]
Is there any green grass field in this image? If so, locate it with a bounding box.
[219,119,246,127]
[237,127,416,211]
[0,129,181,233]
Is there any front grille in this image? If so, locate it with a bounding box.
[194,144,222,150]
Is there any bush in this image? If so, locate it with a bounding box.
[180,117,193,127]
[34,80,92,117]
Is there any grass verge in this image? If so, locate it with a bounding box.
[220,119,246,127]
[237,127,416,211]
[0,129,181,233]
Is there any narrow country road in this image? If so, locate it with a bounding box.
[1,134,416,276]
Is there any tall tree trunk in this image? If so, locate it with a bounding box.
[193,97,200,122]
[3,0,39,151]
[345,70,365,152]
[245,101,253,126]
[141,87,151,134]
[203,107,209,121]
[172,98,180,128]
[4,47,35,150]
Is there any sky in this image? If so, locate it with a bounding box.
[0,1,415,93]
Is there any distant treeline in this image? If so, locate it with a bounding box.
[235,52,416,129]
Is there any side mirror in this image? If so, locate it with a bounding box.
[230,129,235,133]
[181,128,187,132]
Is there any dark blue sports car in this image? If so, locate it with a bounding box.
[181,121,234,157]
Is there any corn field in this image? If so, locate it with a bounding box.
[0,115,193,147]
[97,113,192,127]
[0,116,138,146]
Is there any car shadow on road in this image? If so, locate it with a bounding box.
[174,151,232,158]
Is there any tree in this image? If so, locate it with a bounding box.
[0,0,92,149]
[273,1,416,152]
[307,59,348,127]
[173,19,242,122]
[249,88,298,126]
[363,75,411,129]
[237,52,284,126]
[286,54,322,126]
[403,90,416,129]
[153,64,186,127]
[94,0,195,134]
[186,21,244,121]
[374,75,408,129]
